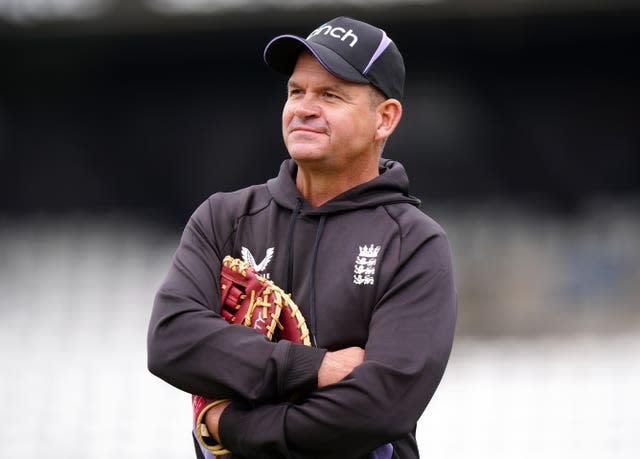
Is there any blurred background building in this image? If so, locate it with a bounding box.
[1,1,639,458]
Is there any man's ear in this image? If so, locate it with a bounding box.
[374,99,403,142]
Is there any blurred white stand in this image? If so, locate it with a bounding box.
[1,216,638,458]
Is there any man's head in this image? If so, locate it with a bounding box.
[264,18,404,173]
[264,16,405,101]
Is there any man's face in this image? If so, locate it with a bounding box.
[282,51,380,171]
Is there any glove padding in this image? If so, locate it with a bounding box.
[219,256,311,345]
[193,255,312,456]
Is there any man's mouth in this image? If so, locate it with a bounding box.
[290,126,327,135]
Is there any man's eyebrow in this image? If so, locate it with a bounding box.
[286,80,350,95]
[322,84,348,95]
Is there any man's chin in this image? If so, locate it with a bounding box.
[287,147,327,164]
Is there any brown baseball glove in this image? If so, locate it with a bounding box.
[192,255,311,456]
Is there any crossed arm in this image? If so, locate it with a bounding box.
[204,347,366,443]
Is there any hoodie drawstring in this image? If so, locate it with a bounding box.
[282,198,325,347]
[283,198,303,295]
[308,215,326,347]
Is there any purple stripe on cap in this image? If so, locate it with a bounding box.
[363,31,392,75]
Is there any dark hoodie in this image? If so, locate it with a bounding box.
[147,158,457,459]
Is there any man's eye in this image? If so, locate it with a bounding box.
[324,92,338,99]
[289,89,302,96]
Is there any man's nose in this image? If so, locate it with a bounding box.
[293,94,320,118]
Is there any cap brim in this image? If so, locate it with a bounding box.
[264,34,369,85]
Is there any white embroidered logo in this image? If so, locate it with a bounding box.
[353,244,381,285]
[241,247,275,278]
[307,24,359,47]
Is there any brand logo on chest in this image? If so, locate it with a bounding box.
[353,244,381,285]
[241,246,275,279]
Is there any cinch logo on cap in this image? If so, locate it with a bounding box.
[307,24,359,47]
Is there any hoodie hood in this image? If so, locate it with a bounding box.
[267,158,421,215]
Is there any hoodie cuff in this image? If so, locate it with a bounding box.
[217,401,249,457]
[275,340,326,398]
[219,401,287,458]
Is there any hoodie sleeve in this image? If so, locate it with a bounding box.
[217,223,457,458]
[147,196,326,401]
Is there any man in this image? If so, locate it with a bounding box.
[148,16,457,459]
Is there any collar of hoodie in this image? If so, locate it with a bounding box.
[266,158,421,216]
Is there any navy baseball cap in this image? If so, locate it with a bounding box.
[264,17,405,100]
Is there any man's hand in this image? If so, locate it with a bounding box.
[204,400,232,443]
[318,346,365,388]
